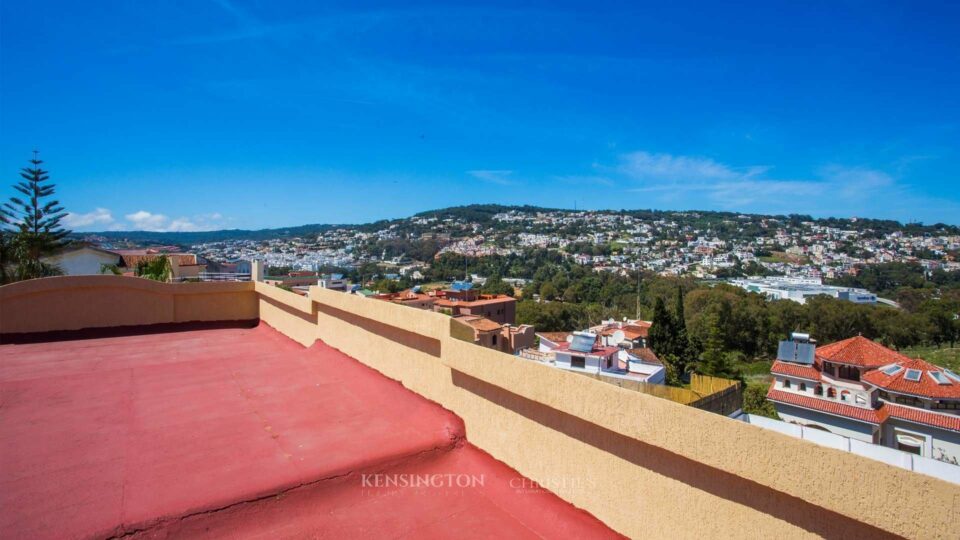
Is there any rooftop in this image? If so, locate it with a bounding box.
[1,275,955,539]
[815,335,913,368]
[0,324,617,539]
[862,357,960,399]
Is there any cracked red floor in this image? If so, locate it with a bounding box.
[0,324,619,539]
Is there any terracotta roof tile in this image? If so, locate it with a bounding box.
[766,387,886,425]
[536,332,570,345]
[884,403,960,432]
[770,360,821,381]
[863,357,960,399]
[626,348,661,365]
[815,336,911,368]
[454,316,503,332]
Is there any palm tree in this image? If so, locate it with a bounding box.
[136,256,172,282]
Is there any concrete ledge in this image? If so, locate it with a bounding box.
[5,276,960,539]
[0,276,257,334]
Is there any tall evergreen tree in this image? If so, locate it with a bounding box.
[0,209,13,284]
[672,284,692,374]
[696,309,738,379]
[649,296,675,356]
[3,152,71,280]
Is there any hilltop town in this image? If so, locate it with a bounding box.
[85,205,960,284]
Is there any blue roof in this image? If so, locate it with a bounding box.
[450,281,474,291]
[331,273,344,280]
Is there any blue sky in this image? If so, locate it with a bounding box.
[2,1,958,231]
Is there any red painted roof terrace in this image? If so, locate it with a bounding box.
[0,324,619,539]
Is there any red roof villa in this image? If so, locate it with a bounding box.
[768,333,960,462]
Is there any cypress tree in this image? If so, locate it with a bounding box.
[672,284,691,374]
[650,296,675,357]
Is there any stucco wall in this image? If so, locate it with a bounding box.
[0,276,257,335]
[295,286,958,540]
[884,419,960,464]
[4,277,959,539]
[776,403,878,442]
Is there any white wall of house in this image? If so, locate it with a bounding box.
[42,248,120,275]
[882,419,960,464]
[774,403,877,443]
[554,351,602,374]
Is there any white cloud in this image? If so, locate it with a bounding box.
[62,208,115,229]
[125,210,171,231]
[612,150,960,221]
[123,210,225,232]
[619,151,743,182]
[468,170,514,185]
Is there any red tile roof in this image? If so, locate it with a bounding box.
[884,403,960,433]
[862,357,960,399]
[770,360,821,381]
[766,387,886,425]
[620,324,650,339]
[454,315,504,332]
[537,332,571,345]
[626,348,661,365]
[815,336,911,368]
[434,294,516,308]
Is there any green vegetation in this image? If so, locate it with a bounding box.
[1,154,71,283]
[742,383,778,419]
[135,256,172,282]
[903,345,960,373]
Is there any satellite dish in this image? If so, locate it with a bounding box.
[611,330,626,345]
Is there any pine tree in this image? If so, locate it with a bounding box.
[0,210,13,284]
[3,152,71,280]
[696,309,738,379]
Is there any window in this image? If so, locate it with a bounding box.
[783,379,791,389]
[855,394,867,405]
[840,390,850,402]
[827,387,837,398]
[881,364,904,376]
[894,394,924,407]
[798,382,807,392]
[904,369,922,382]
[814,384,823,396]
[492,335,497,346]
[837,365,860,381]
[895,433,925,456]
[932,401,960,410]
[570,356,585,369]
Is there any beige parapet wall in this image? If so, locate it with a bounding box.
[3,277,958,538]
[0,276,257,334]
[293,285,959,539]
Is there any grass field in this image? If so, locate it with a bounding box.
[759,251,809,265]
[903,345,960,372]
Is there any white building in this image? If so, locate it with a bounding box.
[534,330,664,383]
[768,334,960,464]
[41,246,121,275]
[729,276,876,305]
